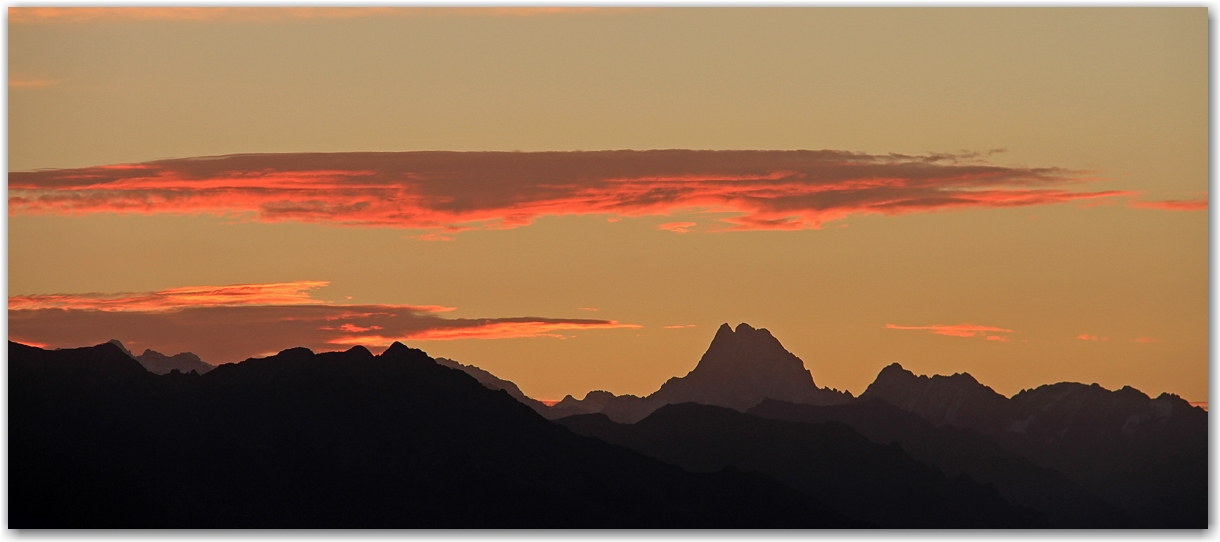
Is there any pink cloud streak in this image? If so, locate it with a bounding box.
[1128,198,1208,212]
[9,150,1129,233]
[9,282,638,363]
[886,323,1014,338]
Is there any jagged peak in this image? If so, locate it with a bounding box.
[707,322,782,348]
[875,362,918,380]
[880,361,907,372]
[107,339,135,359]
[381,341,414,358]
[948,372,981,384]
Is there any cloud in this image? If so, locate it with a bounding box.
[1128,198,1208,212]
[409,233,454,242]
[9,282,639,363]
[1077,334,1109,341]
[9,75,60,89]
[9,150,1129,233]
[657,221,698,234]
[1132,336,1158,343]
[6,281,355,311]
[9,7,605,24]
[886,323,1014,338]
[663,324,696,329]
[577,307,598,312]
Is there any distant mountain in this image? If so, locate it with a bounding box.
[135,349,216,375]
[557,403,1048,528]
[547,323,851,422]
[10,340,857,528]
[747,398,1131,528]
[860,363,1206,528]
[434,357,549,416]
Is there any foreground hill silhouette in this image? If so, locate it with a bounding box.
[9,340,857,528]
[557,403,1048,528]
[861,363,1207,528]
[547,323,851,422]
[746,399,1130,527]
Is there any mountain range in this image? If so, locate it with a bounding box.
[9,322,1206,528]
[447,322,1207,528]
[10,340,856,528]
[546,323,851,422]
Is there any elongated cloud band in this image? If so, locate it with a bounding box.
[9,281,639,363]
[9,150,1133,233]
[887,323,1013,339]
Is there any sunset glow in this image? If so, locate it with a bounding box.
[9,7,1206,404]
[6,8,1207,529]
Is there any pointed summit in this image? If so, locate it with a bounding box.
[714,322,734,337]
[692,322,801,381]
[107,339,135,359]
[540,323,853,422]
[651,323,852,412]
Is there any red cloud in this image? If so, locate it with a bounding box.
[886,323,1014,338]
[1128,198,1208,211]
[7,281,343,311]
[9,150,1129,233]
[1077,334,1109,341]
[9,75,60,89]
[657,221,698,234]
[9,282,638,363]
[1132,336,1159,344]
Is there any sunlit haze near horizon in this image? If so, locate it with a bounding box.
[8,7,1208,403]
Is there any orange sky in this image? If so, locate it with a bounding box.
[8,8,1208,402]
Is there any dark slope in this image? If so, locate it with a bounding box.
[861,363,1206,528]
[434,356,549,415]
[747,399,1131,528]
[10,341,857,528]
[557,403,1049,528]
[135,348,216,375]
[546,323,851,422]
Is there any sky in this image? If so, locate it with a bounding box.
[7,7,1208,403]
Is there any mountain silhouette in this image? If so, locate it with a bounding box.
[746,398,1131,527]
[434,357,549,415]
[135,348,216,375]
[547,323,851,422]
[438,326,1203,528]
[557,403,1048,528]
[860,363,1206,528]
[9,340,857,528]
